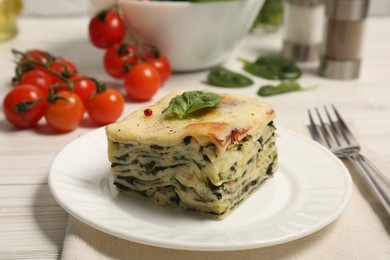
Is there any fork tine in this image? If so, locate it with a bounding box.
[324,105,347,146]
[308,109,325,146]
[315,107,338,149]
[331,105,359,145]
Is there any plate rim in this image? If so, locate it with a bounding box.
[48,126,353,251]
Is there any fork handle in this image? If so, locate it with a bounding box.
[349,154,390,215]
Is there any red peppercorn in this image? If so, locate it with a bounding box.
[144,108,153,117]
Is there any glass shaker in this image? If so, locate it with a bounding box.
[319,0,370,79]
[282,0,325,62]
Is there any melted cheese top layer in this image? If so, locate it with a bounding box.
[106,90,276,148]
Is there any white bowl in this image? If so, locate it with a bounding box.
[92,0,264,72]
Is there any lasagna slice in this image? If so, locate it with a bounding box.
[106,90,277,219]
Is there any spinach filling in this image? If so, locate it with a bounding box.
[111,124,277,218]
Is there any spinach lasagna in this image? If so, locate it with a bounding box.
[106,90,277,219]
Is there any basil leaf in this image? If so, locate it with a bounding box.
[162,91,222,119]
[240,55,302,80]
[257,80,317,96]
[206,67,254,88]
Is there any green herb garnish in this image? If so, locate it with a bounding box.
[239,55,302,80]
[257,80,317,96]
[162,91,222,119]
[206,66,253,88]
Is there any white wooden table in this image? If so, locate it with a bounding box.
[0,16,389,259]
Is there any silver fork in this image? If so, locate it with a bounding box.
[308,105,390,215]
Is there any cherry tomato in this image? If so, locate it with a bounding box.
[124,63,161,102]
[21,49,52,64]
[2,84,47,129]
[86,87,124,125]
[45,59,78,84]
[88,10,126,49]
[44,91,84,132]
[69,74,97,105]
[18,70,53,98]
[146,55,172,83]
[14,49,51,78]
[103,44,140,79]
[54,74,97,105]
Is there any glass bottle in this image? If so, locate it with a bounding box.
[0,0,23,41]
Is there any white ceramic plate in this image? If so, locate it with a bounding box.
[49,127,352,251]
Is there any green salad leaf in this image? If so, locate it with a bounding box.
[162,90,222,119]
[252,0,284,29]
[257,80,317,97]
[206,66,254,88]
[239,55,302,80]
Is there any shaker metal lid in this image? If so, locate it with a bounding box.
[282,41,321,62]
[326,0,369,20]
[319,56,361,80]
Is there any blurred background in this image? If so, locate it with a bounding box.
[19,0,390,17]
[21,0,93,17]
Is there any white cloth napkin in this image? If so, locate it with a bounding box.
[61,127,390,260]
